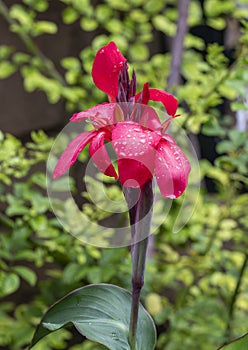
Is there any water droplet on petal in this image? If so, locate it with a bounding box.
[112,332,119,341]
[140,139,146,144]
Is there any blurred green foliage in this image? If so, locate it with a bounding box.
[0,0,248,349]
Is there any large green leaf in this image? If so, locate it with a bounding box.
[219,333,248,350]
[30,284,156,350]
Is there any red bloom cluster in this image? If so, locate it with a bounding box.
[53,42,190,198]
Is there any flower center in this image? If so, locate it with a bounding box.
[117,63,136,104]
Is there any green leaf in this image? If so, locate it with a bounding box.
[62,7,79,24]
[105,19,123,34]
[219,333,248,349]
[30,284,156,350]
[0,45,15,59]
[80,18,98,31]
[95,5,112,23]
[229,130,247,148]
[144,0,165,14]
[105,0,130,11]
[33,21,57,35]
[0,62,16,79]
[207,18,226,30]
[129,44,149,61]
[0,272,20,297]
[61,57,80,70]
[23,0,49,12]
[10,4,34,28]
[13,52,30,64]
[152,15,176,36]
[13,266,37,286]
[22,67,62,103]
[62,262,86,284]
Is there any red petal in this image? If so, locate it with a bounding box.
[139,105,162,131]
[136,88,178,117]
[149,88,178,116]
[155,138,191,198]
[53,131,96,179]
[92,42,127,101]
[140,82,150,105]
[70,103,116,125]
[89,131,118,179]
[112,122,160,187]
[117,159,153,188]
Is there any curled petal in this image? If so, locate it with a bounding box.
[155,138,191,198]
[92,42,127,102]
[53,131,96,179]
[70,103,116,127]
[149,88,178,116]
[89,131,118,179]
[136,88,178,117]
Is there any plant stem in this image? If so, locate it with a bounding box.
[167,0,190,90]
[129,236,149,349]
[224,253,248,340]
[124,181,154,350]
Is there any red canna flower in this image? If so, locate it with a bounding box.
[53,42,190,199]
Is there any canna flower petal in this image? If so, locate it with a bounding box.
[89,130,118,179]
[112,122,160,187]
[155,138,191,198]
[129,103,161,130]
[136,88,178,117]
[117,158,153,188]
[53,131,96,179]
[92,42,127,102]
[148,88,178,117]
[140,82,150,105]
[139,105,162,131]
[70,103,116,127]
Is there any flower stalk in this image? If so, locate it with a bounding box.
[124,180,154,350]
